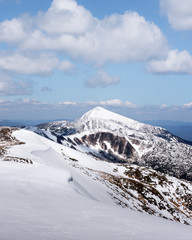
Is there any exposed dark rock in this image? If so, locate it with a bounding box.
[79,132,136,162]
[57,135,65,144]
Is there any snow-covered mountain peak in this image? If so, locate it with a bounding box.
[79,106,142,129]
[81,106,116,117]
[78,106,164,135]
[80,106,136,123]
[39,107,165,137]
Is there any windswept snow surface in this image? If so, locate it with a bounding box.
[0,129,192,240]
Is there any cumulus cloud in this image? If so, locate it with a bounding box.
[0,18,26,43]
[85,71,120,88]
[0,0,168,65]
[148,50,192,74]
[37,0,96,35]
[0,52,74,75]
[160,0,192,30]
[30,11,168,64]
[0,75,33,96]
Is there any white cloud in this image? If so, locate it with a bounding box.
[33,11,168,64]
[37,0,96,35]
[0,75,33,96]
[0,18,26,43]
[184,102,192,108]
[58,101,77,105]
[0,0,168,65]
[160,0,192,30]
[85,101,97,106]
[0,52,74,75]
[91,99,137,108]
[99,99,122,106]
[0,52,57,75]
[148,50,192,74]
[58,60,75,73]
[85,71,120,88]
[125,101,136,107]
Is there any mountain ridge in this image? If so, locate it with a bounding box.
[1,126,192,227]
[37,107,192,181]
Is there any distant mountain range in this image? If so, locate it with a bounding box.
[1,117,192,141]
[0,120,22,127]
[144,120,192,141]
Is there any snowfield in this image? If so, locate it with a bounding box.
[0,129,192,240]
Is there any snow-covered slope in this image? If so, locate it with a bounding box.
[1,126,192,240]
[37,107,192,181]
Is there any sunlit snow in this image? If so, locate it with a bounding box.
[0,129,192,239]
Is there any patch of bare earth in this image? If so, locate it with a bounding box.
[0,127,33,164]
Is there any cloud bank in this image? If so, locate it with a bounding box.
[0,98,191,121]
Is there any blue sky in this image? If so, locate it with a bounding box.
[0,0,192,121]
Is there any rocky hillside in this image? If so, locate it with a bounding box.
[37,107,192,181]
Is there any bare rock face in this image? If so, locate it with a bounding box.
[75,132,136,163]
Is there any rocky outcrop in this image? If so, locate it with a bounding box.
[0,127,25,160]
[74,132,137,163]
[98,165,192,225]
